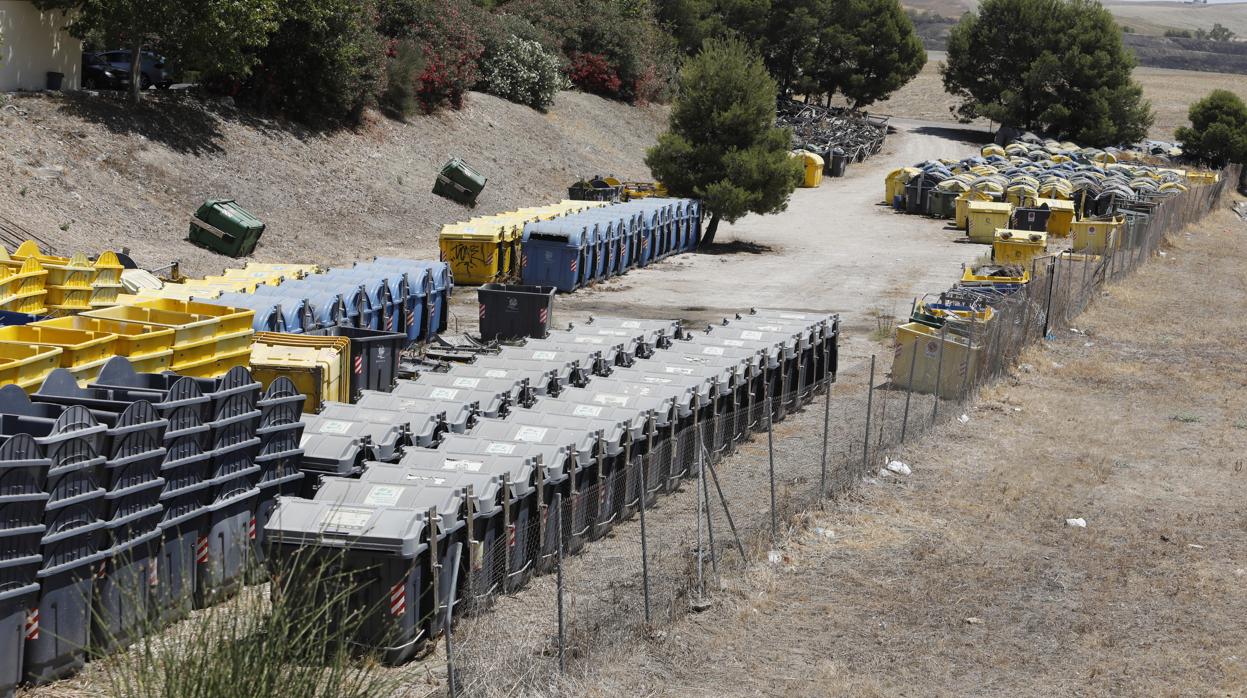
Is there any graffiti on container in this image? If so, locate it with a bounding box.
[449,244,493,273]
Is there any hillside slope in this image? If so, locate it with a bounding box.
[0,90,666,275]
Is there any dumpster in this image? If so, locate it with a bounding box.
[433,158,487,207]
[1071,216,1123,255]
[305,325,405,402]
[438,225,507,286]
[393,450,538,592]
[520,221,591,293]
[993,230,1047,265]
[188,200,266,258]
[0,434,46,697]
[477,284,556,342]
[891,321,981,400]
[827,149,848,178]
[966,200,1013,244]
[249,332,350,413]
[1010,206,1051,233]
[446,361,561,399]
[357,392,465,435]
[955,191,991,230]
[927,189,959,219]
[1029,197,1075,237]
[299,405,410,493]
[391,380,509,422]
[264,499,455,665]
[368,259,451,339]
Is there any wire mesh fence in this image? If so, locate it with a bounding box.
[440,167,1240,697]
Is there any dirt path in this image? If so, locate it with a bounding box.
[572,203,1247,697]
[449,118,989,361]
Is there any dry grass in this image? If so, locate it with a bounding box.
[572,200,1247,695]
[873,53,1245,139]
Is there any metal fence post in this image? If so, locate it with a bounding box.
[899,333,918,442]
[700,438,718,581]
[931,323,947,425]
[862,355,876,474]
[637,452,651,625]
[818,372,831,504]
[556,493,565,675]
[766,390,777,548]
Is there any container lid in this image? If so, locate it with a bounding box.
[362,463,502,515]
[264,498,429,556]
[396,450,535,498]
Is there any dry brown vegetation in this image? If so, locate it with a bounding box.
[572,201,1247,696]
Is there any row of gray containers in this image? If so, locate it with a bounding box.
[262,308,839,664]
[0,360,306,694]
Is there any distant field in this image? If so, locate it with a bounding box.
[904,0,1247,36]
[870,53,1244,140]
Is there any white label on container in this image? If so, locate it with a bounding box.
[531,351,558,361]
[452,377,480,388]
[757,325,782,332]
[702,346,725,356]
[740,330,764,340]
[430,388,459,400]
[573,405,603,417]
[593,393,631,408]
[574,336,605,344]
[680,356,707,364]
[642,376,672,384]
[364,484,404,507]
[515,426,548,443]
[485,442,516,455]
[405,474,448,485]
[443,459,485,472]
[722,340,745,347]
[318,420,353,435]
[322,508,371,531]
[485,370,508,379]
[621,321,641,329]
[664,366,696,375]
[780,314,804,320]
[597,329,628,336]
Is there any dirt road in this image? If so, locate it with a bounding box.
[573,203,1247,697]
[449,119,989,361]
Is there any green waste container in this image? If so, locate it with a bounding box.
[187,200,265,258]
[927,190,959,220]
[432,158,487,207]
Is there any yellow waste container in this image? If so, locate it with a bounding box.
[891,322,981,400]
[795,151,824,188]
[1070,217,1123,255]
[36,316,176,374]
[955,191,992,230]
[0,343,62,391]
[250,332,351,412]
[966,201,1013,244]
[1027,197,1075,237]
[0,325,117,384]
[439,224,507,285]
[993,229,1047,265]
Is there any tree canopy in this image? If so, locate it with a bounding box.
[645,38,801,244]
[1174,89,1247,168]
[942,0,1153,146]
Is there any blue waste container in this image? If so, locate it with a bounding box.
[520,221,591,292]
[370,259,451,338]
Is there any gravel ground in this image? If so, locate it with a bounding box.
[0,89,665,277]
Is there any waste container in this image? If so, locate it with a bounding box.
[433,158,487,207]
[520,221,591,293]
[438,225,506,286]
[993,230,1047,265]
[188,200,266,258]
[828,149,848,178]
[305,325,405,401]
[263,497,462,665]
[927,189,959,219]
[392,380,510,422]
[966,200,1013,244]
[892,322,981,399]
[45,72,64,91]
[477,284,556,342]
[357,392,464,435]
[0,434,46,697]
[1010,206,1051,233]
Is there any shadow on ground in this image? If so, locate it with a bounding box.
[694,240,775,256]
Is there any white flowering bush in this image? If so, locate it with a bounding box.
[479,36,566,111]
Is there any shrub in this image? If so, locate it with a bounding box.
[379,38,425,118]
[242,0,386,126]
[568,51,623,98]
[1175,89,1247,167]
[479,36,566,110]
[378,0,486,113]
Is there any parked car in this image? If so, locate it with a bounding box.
[81,52,128,90]
[97,50,175,89]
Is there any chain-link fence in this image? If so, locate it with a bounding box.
[437,167,1239,697]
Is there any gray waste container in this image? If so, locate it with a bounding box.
[509,337,627,373]
[388,451,537,592]
[495,346,598,384]
[391,381,506,421]
[299,405,411,495]
[461,357,573,395]
[263,499,456,666]
[358,392,465,435]
[411,373,535,410]
[742,308,840,385]
[0,435,46,696]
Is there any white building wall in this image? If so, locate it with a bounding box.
[0,1,81,92]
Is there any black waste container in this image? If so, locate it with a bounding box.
[828,149,848,178]
[477,284,556,342]
[45,72,64,91]
[306,326,405,401]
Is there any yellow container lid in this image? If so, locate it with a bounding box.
[0,325,117,368]
[0,342,63,390]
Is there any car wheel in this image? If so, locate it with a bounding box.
[157,82,172,90]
